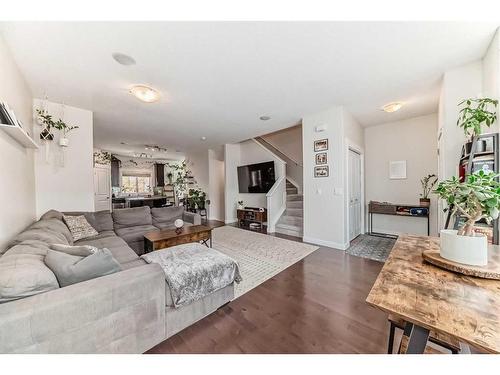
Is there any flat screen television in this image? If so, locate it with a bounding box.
[237,161,276,193]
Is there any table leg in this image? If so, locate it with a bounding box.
[398,322,430,354]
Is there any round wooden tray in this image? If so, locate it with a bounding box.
[422,249,500,280]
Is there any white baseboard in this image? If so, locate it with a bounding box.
[225,219,238,224]
[302,236,349,250]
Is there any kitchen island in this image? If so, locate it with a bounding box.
[112,195,173,209]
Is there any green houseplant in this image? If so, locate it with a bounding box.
[433,170,500,265]
[187,189,207,211]
[457,98,498,154]
[35,108,79,145]
[419,174,437,207]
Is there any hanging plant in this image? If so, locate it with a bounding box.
[35,108,78,144]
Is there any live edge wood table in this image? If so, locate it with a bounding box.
[143,225,213,253]
[366,234,500,354]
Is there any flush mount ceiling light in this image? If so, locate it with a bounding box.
[381,102,404,113]
[112,52,136,66]
[200,136,207,141]
[129,85,161,103]
[259,115,271,121]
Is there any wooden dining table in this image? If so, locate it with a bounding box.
[366,234,500,354]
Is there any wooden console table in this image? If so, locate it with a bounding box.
[367,235,500,354]
[368,201,430,238]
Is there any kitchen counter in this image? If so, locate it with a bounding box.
[113,195,172,208]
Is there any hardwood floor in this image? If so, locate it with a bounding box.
[146,226,388,354]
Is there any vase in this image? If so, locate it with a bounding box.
[59,137,69,147]
[440,229,488,266]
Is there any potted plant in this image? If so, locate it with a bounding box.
[237,200,244,210]
[167,172,173,184]
[36,108,55,141]
[53,119,78,147]
[419,174,437,207]
[187,189,207,211]
[433,170,500,266]
[457,98,498,154]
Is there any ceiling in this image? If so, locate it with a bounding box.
[1,22,497,155]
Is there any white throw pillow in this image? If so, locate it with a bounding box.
[63,215,98,241]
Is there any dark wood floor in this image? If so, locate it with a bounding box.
[146,224,388,354]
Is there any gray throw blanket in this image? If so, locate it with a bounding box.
[141,243,242,308]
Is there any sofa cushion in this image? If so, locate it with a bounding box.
[113,207,152,230]
[115,225,157,245]
[63,215,99,241]
[40,209,64,221]
[64,211,114,233]
[0,240,59,303]
[151,206,184,225]
[75,235,138,265]
[120,258,147,270]
[9,226,69,250]
[44,249,122,287]
[28,218,74,245]
[49,243,98,257]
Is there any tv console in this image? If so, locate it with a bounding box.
[237,208,267,232]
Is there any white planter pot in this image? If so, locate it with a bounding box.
[440,229,488,266]
[59,137,69,147]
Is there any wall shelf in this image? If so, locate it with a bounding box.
[0,123,38,149]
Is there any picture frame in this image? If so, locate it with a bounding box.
[389,160,407,179]
[314,138,328,152]
[315,152,327,165]
[314,165,329,178]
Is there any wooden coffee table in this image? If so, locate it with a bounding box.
[143,225,213,253]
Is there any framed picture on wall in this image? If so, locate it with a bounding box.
[314,165,329,178]
[315,152,327,165]
[314,139,328,152]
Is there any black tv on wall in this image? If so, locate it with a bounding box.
[237,161,276,193]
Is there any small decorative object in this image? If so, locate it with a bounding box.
[419,174,437,207]
[315,152,327,165]
[174,219,184,234]
[433,170,500,266]
[314,165,329,178]
[314,138,328,152]
[93,150,112,166]
[237,200,244,209]
[389,160,406,180]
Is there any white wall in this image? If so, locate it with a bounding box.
[0,35,36,251]
[185,149,209,194]
[482,28,500,133]
[33,99,94,217]
[261,125,303,164]
[224,143,241,223]
[208,147,225,221]
[302,106,348,249]
[365,114,439,236]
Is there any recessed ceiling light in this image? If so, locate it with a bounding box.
[259,115,271,121]
[112,52,136,66]
[129,85,161,103]
[201,136,207,141]
[381,102,404,113]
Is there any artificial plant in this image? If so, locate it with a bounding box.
[433,170,500,236]
[420,174,437,200]
[457,98,498,139]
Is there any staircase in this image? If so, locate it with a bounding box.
[275,180,303,238]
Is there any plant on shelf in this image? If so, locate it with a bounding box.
[187,189,207,211]
[419,174,437,207]
[457,98,498,141]
[237,200,244,209]
[167,161,196,199]
[433,170,500,265]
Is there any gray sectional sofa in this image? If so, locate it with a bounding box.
[0,206,234,354]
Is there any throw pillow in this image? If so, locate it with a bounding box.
[44,249,122,287]
[63,215,98,241]
[49,243,98,257]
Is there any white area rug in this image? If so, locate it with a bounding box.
[212,226,319,298]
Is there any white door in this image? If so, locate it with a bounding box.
[349,149,362,241]
[94,167,111,211]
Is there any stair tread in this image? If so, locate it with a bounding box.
[276,222,303,231]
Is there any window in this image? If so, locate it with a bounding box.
[121,174,151,193]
